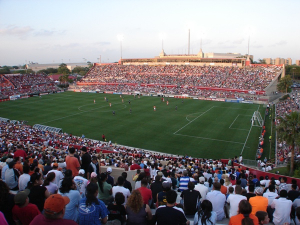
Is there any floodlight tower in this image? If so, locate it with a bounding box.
[188,29,190,55]
[117,34,124,59]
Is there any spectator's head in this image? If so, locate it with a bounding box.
[78,169,85,176]
[107,167,112,174]
[59,177,74,194]
[268,185,275,192]
[117,176,125,186]
[64,169,73,178]
[115,192,125,206]
[213,182,221,191]
[8,161,15,169]
[141,178,148,187]
[23,164,30,174]
[220,179,224,185]
[255,187,264,196]
[155,175,162,182]
[183,170,188,176]
[235,185,242,195]
[238,200,253,223]
[126,190,143,212]
[44,194,70,219]
[81,146,87,152]
[43,172,56,187]
[162,181,171,191]
[69,147,75,154]
[281,177,287,183]
[255,211,269,225]
[279,190,288,198]
[292,184,297,190]
[166,190,177,204]
[188,181,195,190]
[228,186,234,194]
[14,189,30,207]
[121,172,128,179]
[248,184,255,193]
[199,176,205,184]
[52,163,58,169]
[27,172,43,189]
[85,182,99,207]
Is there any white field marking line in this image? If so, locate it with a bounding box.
[240,105,261,155]
[213,106,257,110]
[42,102,126,124]
[229,114,253,130]
[78,102,127,112]
[185,112,206,122]
[174,133,248,145]
[1,95,73,108]
[174,106,214,134]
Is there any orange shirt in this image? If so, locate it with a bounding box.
[15,163,23,174]
[229,213,259,225]
[249,196,268,215]
[220,185,227,195]
[65,155,80,176]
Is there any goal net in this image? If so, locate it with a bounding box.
[251,111,263,127]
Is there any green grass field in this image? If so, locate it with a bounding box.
[0,92,266,159]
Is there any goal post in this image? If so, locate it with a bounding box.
[251,111,263,127]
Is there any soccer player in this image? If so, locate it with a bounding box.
[167,101,169,105]
[130,108,132,114]
[94,99,95,104]
[109,103,112,107]
[113,111,115,116]
[175,105,177,111]
[128,100,131,104]
[154,106,156,111]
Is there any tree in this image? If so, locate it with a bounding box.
[57,64,70,75]
[277,111,300,176]
[277,75,292,93]
[0,66,11,74]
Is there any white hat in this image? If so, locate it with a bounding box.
[199,177,205,183]
[107,167,112,173]
[79,169,85,175]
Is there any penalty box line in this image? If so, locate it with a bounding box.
[173,106,214,135]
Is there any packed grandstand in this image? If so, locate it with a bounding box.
[1,64,300,225]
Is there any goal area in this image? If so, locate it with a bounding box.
[251,111,263,127]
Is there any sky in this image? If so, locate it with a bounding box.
[0,0,299,66]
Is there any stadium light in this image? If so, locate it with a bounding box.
[159,33,167,50]
[117,34,124,59]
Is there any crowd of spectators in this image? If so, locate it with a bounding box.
[73,65,281,100]
[0,74,61,99]
[0,119,300,224]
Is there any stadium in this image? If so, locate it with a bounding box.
[1,52,299,225]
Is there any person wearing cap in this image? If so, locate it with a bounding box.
[157,181,171,207]
[29,194,77,225]
[194,176,209,203]
[106,167,114,186]
[74,169,88,198]
[249,187,268,215]
[12,189,40,225]
[46,163,64,187]
[4,160,19,191]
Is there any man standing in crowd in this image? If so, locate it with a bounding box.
[206,182,226,221]
[87,156,100,179]
[80,146,91,177]
[155,190,190,225]
[65,147,80,177]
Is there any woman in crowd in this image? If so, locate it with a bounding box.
[0,180,15,225]
[78,182,108,225]
[126,190,152,225]
[27,170,50,212]
[98,172,113,205]
[43,172,58,194]
[58,177,81,222]
[229,200,259,225]
[193,200,216,225]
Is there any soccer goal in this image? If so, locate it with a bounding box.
[251,111,263,127]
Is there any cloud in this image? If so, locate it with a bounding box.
[35,29,54,36]
[0,25,33,37]
[94,41,111,46]
[252,45,263,48]
[232,38,244,44]
[269,40,287,47]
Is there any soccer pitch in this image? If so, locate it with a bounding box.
[0,92,266,159]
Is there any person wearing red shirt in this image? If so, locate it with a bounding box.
[137,178,152,205]
[13,149,27,161]
[130,160,141,170]
[12,189,41,225]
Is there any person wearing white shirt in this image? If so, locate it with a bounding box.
[226,185,247,218]
[46,163,64,187]
[206,182,226,221]
[18,164,31,191]
[194,177,209,202]
[112,176,131,205]
[271,190,292,225]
